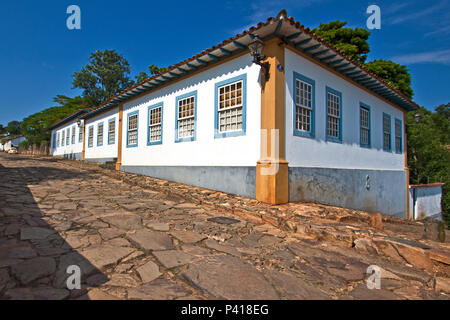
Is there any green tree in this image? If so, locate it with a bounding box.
[435,103,450,120]
[135,64,168,83]
[20,96,85,146]
[313,21,414,98]
[312,21,371,64]
[135,71,150,83]
[364,60,413,98]
[407,106,450,225]
[433,103,450,145]
[73,50,134,107]
[5,120,22,135]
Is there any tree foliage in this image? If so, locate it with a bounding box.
[364,60,413,98]
[135,64,168,83]
[407,104,450,225]
[5,121,22,135]
[312,21,371,64]
[20,95,85,146]
[73,50,134,107]
[314,21,414,99]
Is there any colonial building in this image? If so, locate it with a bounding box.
[49,109,91,160]
[1,135,27,152]
[49,10,418,218]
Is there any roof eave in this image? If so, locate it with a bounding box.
[81,9,418,119]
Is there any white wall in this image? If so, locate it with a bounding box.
[121,54,261,167]
[85,108,119,160]
[52,119,83,157]
[410,185,443,220]
[3,141,12,151]
[285,48,405,170]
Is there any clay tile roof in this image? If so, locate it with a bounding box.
[81,9,418,120]
[410,183,445,188]
[47,108,93,130]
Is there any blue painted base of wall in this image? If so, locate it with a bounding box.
[61,152,82,161]
[85,157,116,164]
[289,167,407,218]
[120,165,256,198]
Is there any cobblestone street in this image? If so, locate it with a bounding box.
[0,153,449,300]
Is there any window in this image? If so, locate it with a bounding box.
[108,119,115,145]
[88,126,94,148]
[175,91,197,142]
[97,122,104,146]
[147,104,163,145]
[383,113,391,151]
[326,87,342,142]
[62,130,65,146]
[214,74,246,138]
[57,132,60,147]
[127,111,139,147]
[293,72,315,138]
[79,124,84,143]
[66,128,70,145]
[71,126,75,144]
[52,133,56,149]
[395,119,402,153]
[360,103,370,148]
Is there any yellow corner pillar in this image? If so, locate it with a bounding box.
[115,104,124,171]
[81,121,86,160]
[255,38,289,205]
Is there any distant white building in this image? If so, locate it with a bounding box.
[2,136,27,152]
[50,10,419,218]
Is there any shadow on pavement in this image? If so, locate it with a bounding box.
[0,156,109,300]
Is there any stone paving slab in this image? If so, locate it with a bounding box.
[0,153,449,300]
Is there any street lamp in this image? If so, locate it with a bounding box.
[414,112,422,123]
[248,35,270,79]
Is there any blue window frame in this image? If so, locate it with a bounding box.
[88,125,94,148]
[61,130,65,146]
[293,72,315,138]
[359,102,371,148]
[108,118,116,145]
[147,103,163,146]
[214,74,247,138]
[71,126,75,144]
[79,123,84,143]
[66,128,70,145]
[383,113,392,152]
[326,86,342,143]
[97,122,104,146]
[126,110,139,148]
[52,133,56,149]
[395,118,403,154]
[175,91,197,143]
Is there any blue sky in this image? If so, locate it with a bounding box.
[1,0,449,126]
